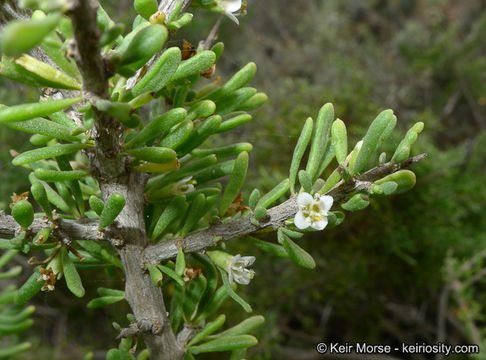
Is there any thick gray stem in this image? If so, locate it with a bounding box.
[102,174,183,360]
[66,0,184,357]
[109,169,184,358]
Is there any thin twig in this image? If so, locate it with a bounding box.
[446,254,482,344]
[199,16,223,50]
[0,212,102,241]
[458,248,486,276]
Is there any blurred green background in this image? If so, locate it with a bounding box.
[1,0,486,359]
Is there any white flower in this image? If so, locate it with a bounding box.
[207,250,256,285]
[173,177,195,195]
[294,192,333,230]
[228,254,255,285]
[220,0,242,24]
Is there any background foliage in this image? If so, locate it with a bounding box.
[1,0,485,358]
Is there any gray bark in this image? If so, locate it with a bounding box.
[64,1,188,358]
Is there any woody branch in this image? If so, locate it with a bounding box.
[1,154,427,259]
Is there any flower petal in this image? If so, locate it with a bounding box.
[312,216,328,230]
[233,272,250,285]
[223,11,240,24]
[241,256,256,266]
[231,254,242,266]
[221,0,242,12]
[297,192,313,207]
[294,211,309,229]
[319,195,334,211]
